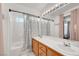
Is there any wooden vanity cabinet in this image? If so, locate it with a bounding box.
[32,39,39,56]
[47,47,63,56]
[32,38,63,56]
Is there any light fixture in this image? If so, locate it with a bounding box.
[42,3,69,16]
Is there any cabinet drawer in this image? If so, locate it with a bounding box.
[47,47,63,56]
[39,43,46,53]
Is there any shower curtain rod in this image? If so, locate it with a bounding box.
[9,9,54,22]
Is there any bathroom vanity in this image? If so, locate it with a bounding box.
[32,36,79,56]
[32,39,63,56]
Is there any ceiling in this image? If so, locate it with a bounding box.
[18,3,56,16]
[12,3,79,19]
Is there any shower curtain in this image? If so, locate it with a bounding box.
[9,11,41,55]
[9,12,25,55]
[23,15,32,50]
[41,19,48,35]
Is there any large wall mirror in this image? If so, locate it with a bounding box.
[63,15,71,39]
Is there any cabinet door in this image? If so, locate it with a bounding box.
[39,43,46,53]
[39,43,47,56]
[32,39,39,56]
[39,49,46,56]
[47,47,63,56]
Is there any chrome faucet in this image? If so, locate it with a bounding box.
[64,41,71,47]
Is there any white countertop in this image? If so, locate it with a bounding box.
[33,36,79,56]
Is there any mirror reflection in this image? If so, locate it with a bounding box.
[63,15,71,39]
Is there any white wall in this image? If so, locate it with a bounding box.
[0,4,4,55]
[1,3,11,55]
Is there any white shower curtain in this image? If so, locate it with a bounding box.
[23,15,32,50]
[24,16,41,50]
[41,19,48,36]
[9,12,25,55]
[30,16,40,37]
[9,12,41,55]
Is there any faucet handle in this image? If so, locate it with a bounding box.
[64,41,71,47]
